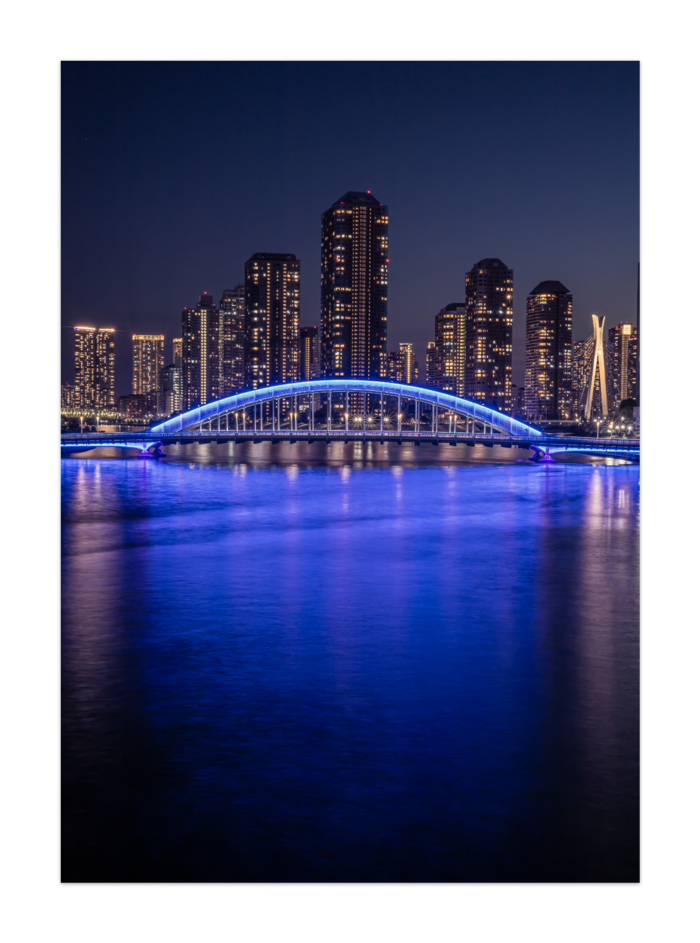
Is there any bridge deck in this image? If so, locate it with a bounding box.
[61,430,640,452]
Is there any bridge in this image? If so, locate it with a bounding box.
[60,379,640,462]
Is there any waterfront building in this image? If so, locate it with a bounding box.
[636,263,641,404]
[301,325,322,380]
[511,385,525,416]
[386,350,401,382]
[465,258,513,412]
[73,325,115,409]
[157,364,180,417]
[435,303,466,396]
[321,191,388,379]
[61,382,74,409]
[524,281,573,420]
[245,253,300,390]
[182,292,220,410]
[399,342,419,384]
[118,393,148,419]
[219,285,246,397]
[426,342,437,388]
[608,322,639,404]
[132,334,164,412]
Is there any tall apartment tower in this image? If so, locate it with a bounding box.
[465,259,513,412]
[132,334,164,410]
[386,351,401,381]
[73,325,115,408]
[244,253,300,390]
[435,303,466,396]
[636,262,640,404]
[426,342,437,388]
[181,292,220,411]
[608,322,639,404]
[219,285,246,396]
[399,342,419,384]
[321,191,388,379]
[301,326,321,380]
[524,281,573,421]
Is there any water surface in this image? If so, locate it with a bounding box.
[61,447,639,881]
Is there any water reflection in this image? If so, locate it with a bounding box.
[62,458,639,882]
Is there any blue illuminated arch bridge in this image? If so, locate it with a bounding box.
[60,379,640,462]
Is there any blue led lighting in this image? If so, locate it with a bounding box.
[149,379,544,439]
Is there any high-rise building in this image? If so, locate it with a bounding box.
[398,342,419,384]
[245,254,300,390]
[301,326,321,380]
[173,337,182,366]
[511,384,525,416]
[465,258,513,412]
[321,191,388,379]
[608,322,639,404]
[61,382,74,409]
[386,351,401,382]
[435,303,466,396]
[524,281,573,421]
[132,334,164,412]
[219,285,246,397]
[157,364,180,417]
[73,325,115,409]
[426,342,437,388]
[182,293,220,410]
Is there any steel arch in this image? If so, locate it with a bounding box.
[150,380,543,438]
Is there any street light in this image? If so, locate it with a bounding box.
[595,419,601,439]
[80,415,84,434]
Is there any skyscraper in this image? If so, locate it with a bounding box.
[608,323,638,404]
[182,292,220,411]
[465,258,513,412]
[132,334,164,411]
[321,191,388,379]
[434,303,466,396]
[73,325,115,409]
[219,285,246,396]
[173,337,182,367]
[245,253,300,390]
[386,351,401,382]
[524,281,573,420]
[301,326,321,380]
[398,342,419,384]
[426,342,437,388]
[636,262,640,404]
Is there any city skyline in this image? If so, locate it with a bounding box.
[61,62,639,395]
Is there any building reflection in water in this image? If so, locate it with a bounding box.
[61,457,639,882]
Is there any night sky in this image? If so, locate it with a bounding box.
[61,61,639,396]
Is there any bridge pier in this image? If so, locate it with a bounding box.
[530,445,555,463]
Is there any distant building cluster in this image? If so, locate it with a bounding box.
[64,190,639,424]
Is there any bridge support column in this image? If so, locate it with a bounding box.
[398,394,402,436]
[415,397,419,435]
[363,391,366,434]
[327,391,331,432]
[311,392,314,432]
[345,391,349,433]
[530,445,555,463]
[380,393,384,435]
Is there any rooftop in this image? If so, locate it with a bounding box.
[474,258,509,269]
[331,191,383,208]
[530,280,571,295]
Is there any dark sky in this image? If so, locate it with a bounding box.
[61,61,639,394]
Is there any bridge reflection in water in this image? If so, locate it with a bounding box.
[60,379,640,463]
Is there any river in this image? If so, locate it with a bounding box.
[61,443,639,881]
